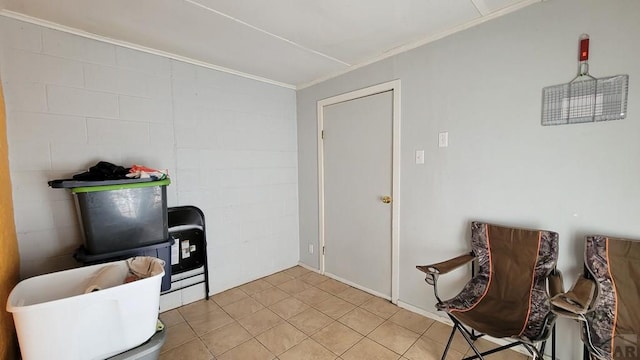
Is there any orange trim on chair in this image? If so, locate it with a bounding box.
[452,223,493,313]
[518,231,542,337]
[605,237,619,359]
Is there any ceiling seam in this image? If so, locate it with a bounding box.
[183,0,351,67]
[0,10,296,89]
[470,0,491,16]
[298,0,543,89]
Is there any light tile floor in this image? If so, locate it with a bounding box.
[159,266,530,360]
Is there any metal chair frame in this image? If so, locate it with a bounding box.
[425,262,557,360]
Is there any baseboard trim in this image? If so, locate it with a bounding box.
[297,262,321,273]
[297,262,393,301]
[323,272,391,301]
[395,300,451,324]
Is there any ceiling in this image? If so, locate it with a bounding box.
[0,0,542,88]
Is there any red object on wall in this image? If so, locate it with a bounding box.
[579,36,589,61]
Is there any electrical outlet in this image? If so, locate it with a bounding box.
[308,244,314,254]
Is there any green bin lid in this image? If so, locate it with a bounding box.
[71,178,170,193]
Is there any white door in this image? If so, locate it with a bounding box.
[321,90,394,298]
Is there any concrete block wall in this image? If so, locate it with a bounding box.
[0,16,299,307]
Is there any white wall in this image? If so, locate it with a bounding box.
[0,16,299,302]
[296,0,640,358]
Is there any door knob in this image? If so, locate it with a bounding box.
[381,195,392,204]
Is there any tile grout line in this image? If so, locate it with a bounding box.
[167,273,344,358]
[240,274,366,359]
[206,273,310,359]
[215,270,332,359]
[162,266,502,360]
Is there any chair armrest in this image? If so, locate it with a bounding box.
[416,253,475,276]
[548,269,564,298]
[550,275,597,316]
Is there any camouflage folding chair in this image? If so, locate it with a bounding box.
[551,236,640,360]
[417,221,561,359]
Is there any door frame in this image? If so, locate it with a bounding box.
[316,80,401,304]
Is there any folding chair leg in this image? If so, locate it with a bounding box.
[441,325,457,360]
[463,340,535,360]
[583,344,589,360]
[444,315,553,360]
[522,343,545,359]
[533,322,555,359]
[456,325,486,360]
[470,328,483,341]
[552,323,556,360]
[445,316,486,360]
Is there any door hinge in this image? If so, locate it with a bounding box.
[322,246,325,255]
[321,130,324,139]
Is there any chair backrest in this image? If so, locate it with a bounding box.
[449,222,559,339]
[584,236,640,359]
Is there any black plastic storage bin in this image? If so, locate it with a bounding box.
[75,238,173,291]
[71,179,170,254]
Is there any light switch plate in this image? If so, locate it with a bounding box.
[438,131,449,147]
[415,150,425,164]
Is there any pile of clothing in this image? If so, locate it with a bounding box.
[73,161,168,181]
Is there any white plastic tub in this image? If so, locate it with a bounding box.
[7,258,164,360]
